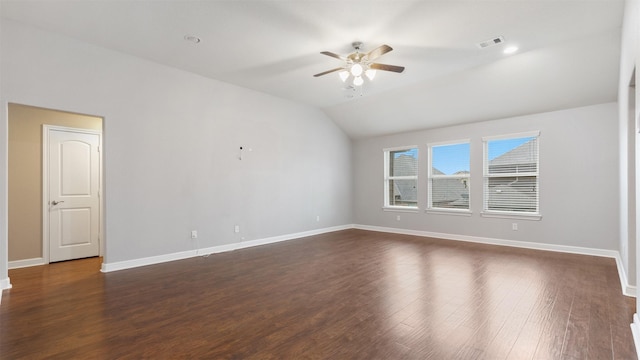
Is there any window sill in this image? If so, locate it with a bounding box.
[426,209,472,217]
[480,211,542,221]
[383,206,420,213]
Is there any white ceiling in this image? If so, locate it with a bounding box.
[0,0,625,138]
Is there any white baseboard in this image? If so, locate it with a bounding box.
[632,314,640,357]
[0,277,10,304]
[8,257,46,270]
[354,224,634,297]
[10,223,635,299]
[101,249,198,273]
[615,254,637,297]
[0,277,12,291]
[102,223,635,299]
[354,224,619,257]
[101,224,353,273]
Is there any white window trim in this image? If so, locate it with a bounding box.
[426,208,472,216]
[482,130,540,142]
[384,145,419,152]
[427,139,472,148]
[482,131,541,219]
[383,146,419,210]
[427,139,471,214]
[480,211,542,221]
[383,207,420,213]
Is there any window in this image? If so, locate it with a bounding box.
[384,147,418,208]
[483,131,540,216]
[428,141,470,211]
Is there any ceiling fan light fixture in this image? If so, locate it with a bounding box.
[365,69,376,81]
[351,63,363,77]
[314,43,404,90]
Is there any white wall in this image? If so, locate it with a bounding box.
[618,1,640,302]
[0,16,6,293]
[619,0,640,297]
[353,103,619,250]
[619,0,640,349]
[0,19,352,283]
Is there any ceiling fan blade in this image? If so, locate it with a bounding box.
[320,51,346,61]
[370,63,405,73]
[367,45,393,61]
[313,67,345,77]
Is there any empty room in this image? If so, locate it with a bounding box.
[1,0,639,358]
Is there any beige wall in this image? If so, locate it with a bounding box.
[8,104,102,262]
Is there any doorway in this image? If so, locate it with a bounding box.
[8,104,104,268]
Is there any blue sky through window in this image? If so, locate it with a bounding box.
[393,139,532,176]
[432,143,470,175]
[393,148,418,158]
[488,137,534,160]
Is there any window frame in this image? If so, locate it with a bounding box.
[427,139,472,215]
[383,146,419,211]
[482,131,541,220]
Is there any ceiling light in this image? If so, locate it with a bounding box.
[503,46,518,54]
[315,42,405,92]
[351,63,363,77]
[338,71,349,82]
[365,69,376,81]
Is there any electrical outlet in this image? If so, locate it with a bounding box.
[234,225,240,233]
[396,215,401,221]
[316,215,320,222]
[512,223,518,231]
[191,230,198,239]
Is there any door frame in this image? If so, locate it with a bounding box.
[42,125,103,263]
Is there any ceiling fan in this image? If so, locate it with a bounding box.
[314,42,405,87]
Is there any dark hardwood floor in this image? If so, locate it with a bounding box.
[1,229,636,359]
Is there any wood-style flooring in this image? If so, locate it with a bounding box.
[0,229,636,359]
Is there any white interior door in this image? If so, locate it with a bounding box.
[45,127,101,262]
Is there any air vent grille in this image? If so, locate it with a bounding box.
[477,36,505,49]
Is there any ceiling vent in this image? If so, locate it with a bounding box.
[477,36,505,49]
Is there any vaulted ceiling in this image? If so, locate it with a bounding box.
[0,0,625,138]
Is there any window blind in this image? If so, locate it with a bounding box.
[428,141,470,210]
[483,134,539,214]
[384,147,418,208]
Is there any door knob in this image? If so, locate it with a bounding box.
[51,200,65,205]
